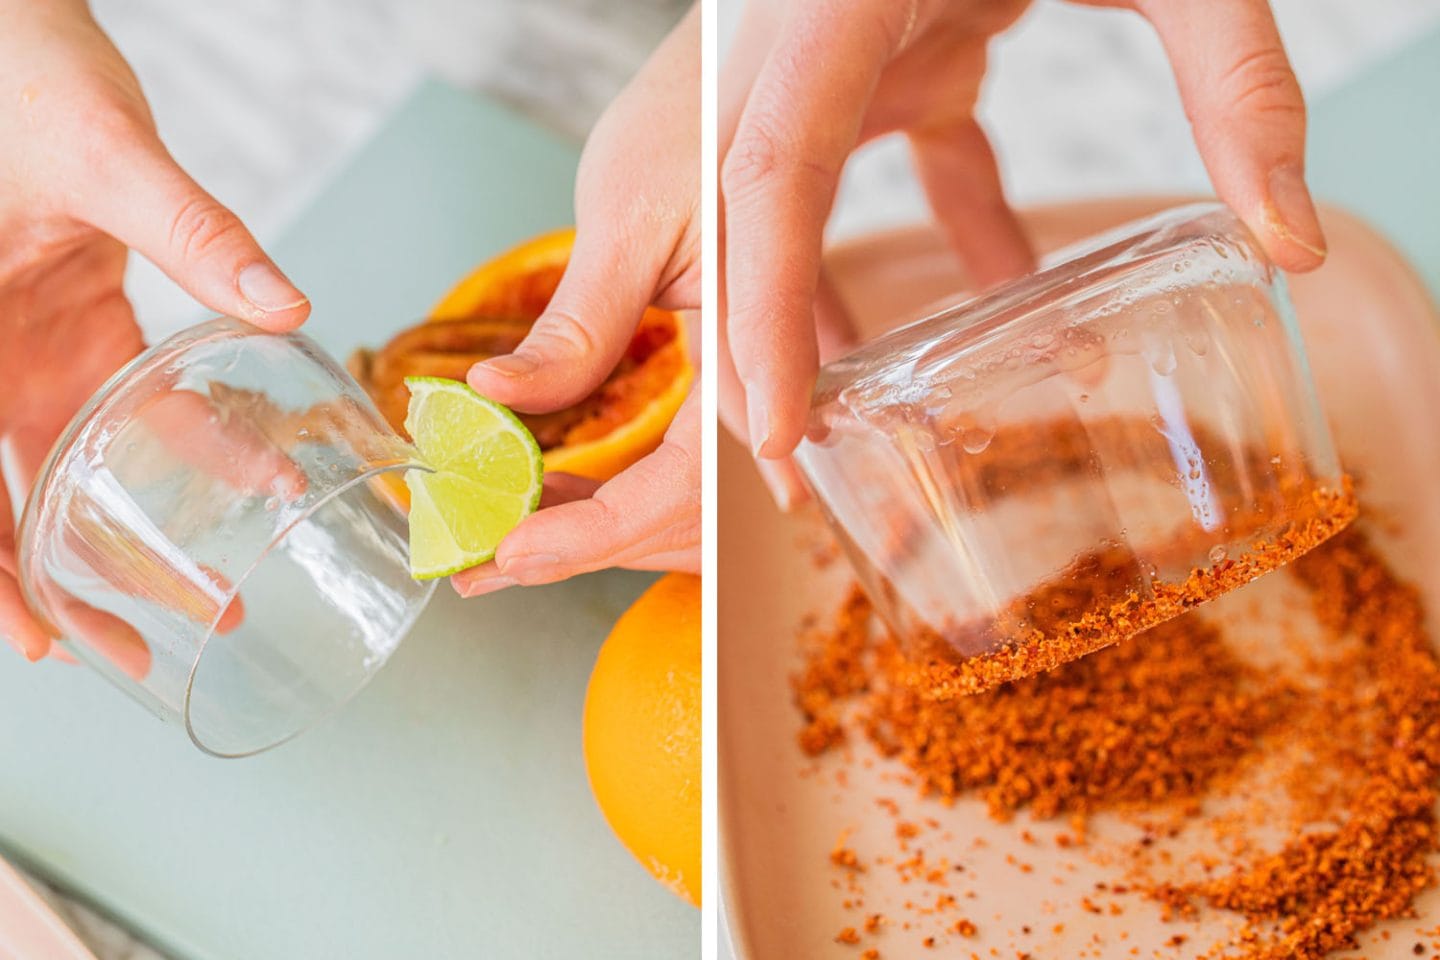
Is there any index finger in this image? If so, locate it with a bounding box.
[721,0,920,459]
[1136,0,1326,271]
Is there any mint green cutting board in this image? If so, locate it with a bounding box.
[0,80,697,959]
[1306,26,1440,298]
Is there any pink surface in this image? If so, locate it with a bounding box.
[720,199,1440,958]
[0,857,99,960]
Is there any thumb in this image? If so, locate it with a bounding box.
[77,127,309,331]
[466,223,663,414]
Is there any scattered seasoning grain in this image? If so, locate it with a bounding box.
[1142,528,1440,958]
[835,927,860,945]
[800,510,1440,957]
[831,843,865,873]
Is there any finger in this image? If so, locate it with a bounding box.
[540,472,603,508]
[0,571,52,661]
[76,125,310,330]
[502,446,698,581]
[61,519,242,634]
[1136,0,1325,271]
[909,116,1034,288]
[0,442,51,661]
[756,458,809,513]
[468,8,698,414]
[723,1,916,459]
[52,596,151,681]
[465,227,660,413]
[717,293,808,511]
[451,455,680,598]
[461,398,700,592]
[137,391,307,499]
[202,565,246,635]
[813,266,861,363]
[763,272,854,511]
[444,474,605,597]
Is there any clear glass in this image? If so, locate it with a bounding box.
[794,203,1351,680]
[18,318,436,757]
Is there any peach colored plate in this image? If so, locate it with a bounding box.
[720,199,1440,959]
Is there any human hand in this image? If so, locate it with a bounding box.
[452,4,700,597]
[0,0,308,661]
[720,0,1327,506]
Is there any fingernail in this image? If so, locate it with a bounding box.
[747,393,772,459]
[480,353,539,378]
[759,465,796,513]
[499,553,561,584]
[1264,166,1327,261]
[454,575,518,598]
[238,262,309,313]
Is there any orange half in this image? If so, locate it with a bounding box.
[350,229,694,507]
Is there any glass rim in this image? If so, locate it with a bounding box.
[182,459,435,759]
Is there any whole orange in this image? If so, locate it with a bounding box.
[583,573,701,906]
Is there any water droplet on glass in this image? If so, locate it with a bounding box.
[264,496,280,511]
[1209,544,1228,564]
[1270,455,1282,465]
[1148,345,1178,376]
[961,425,994,455]
[1078,393,1089,404]
[1183,326,1211,357]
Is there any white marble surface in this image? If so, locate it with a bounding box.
[14,0,1440,957]
[823,0,1440,242]
[91,0,686,342]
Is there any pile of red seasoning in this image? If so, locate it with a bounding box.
[795,523,1440,958]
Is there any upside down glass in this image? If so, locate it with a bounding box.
[794,203,1353,690]
[18,318,435,757]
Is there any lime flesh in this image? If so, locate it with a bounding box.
[403,376,543,579]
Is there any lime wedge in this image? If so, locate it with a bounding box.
[403,376,543,579]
